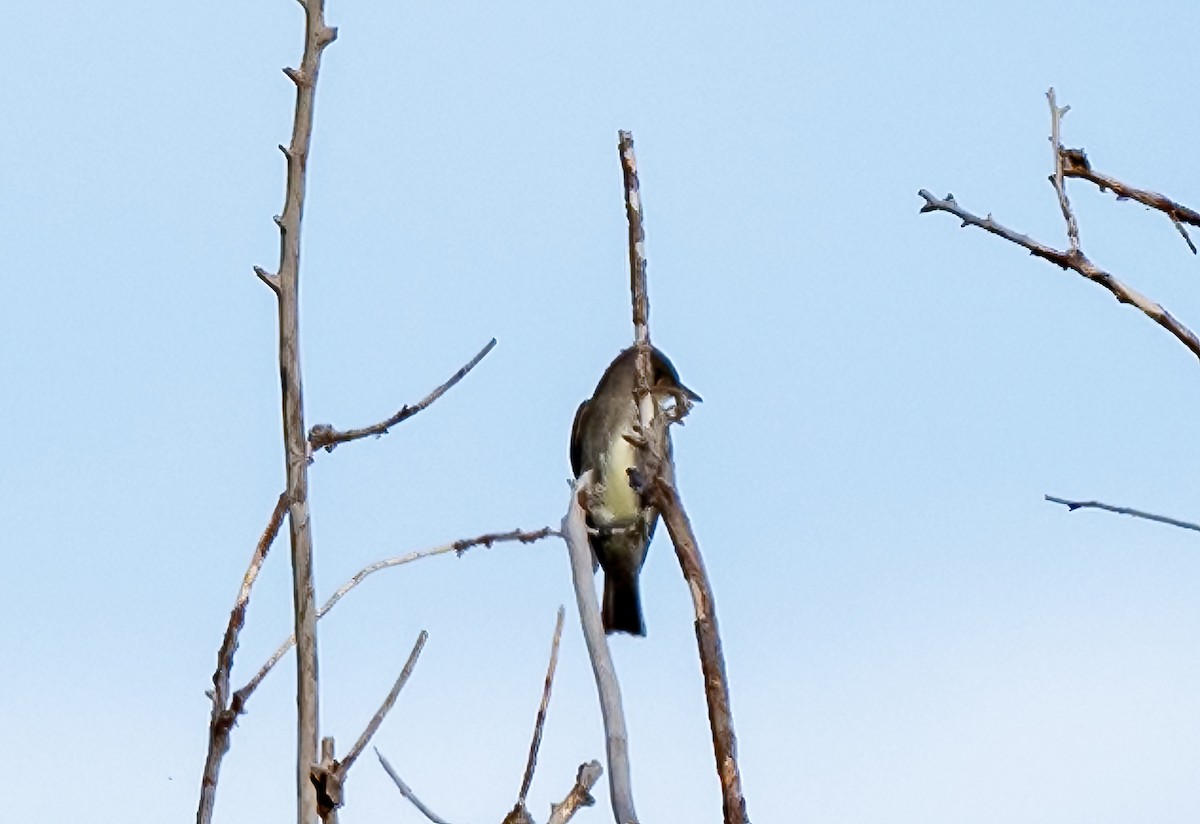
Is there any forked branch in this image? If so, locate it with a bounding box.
[918,88,1200,362]
[916,190,1200,361]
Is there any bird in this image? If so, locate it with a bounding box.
[570,345,701,636]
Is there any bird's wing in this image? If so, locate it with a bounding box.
[569,398,591,478]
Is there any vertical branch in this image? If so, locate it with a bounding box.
[619,131,650,349]
[1047,87,1081,253]
[618,131,654,413]
[256,3,338,822]
[618,130,748,823]
[562,473,638,824]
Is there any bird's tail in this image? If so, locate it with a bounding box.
[602,572,646,636]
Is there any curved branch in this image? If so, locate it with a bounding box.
[232,527,557,705]
[562,473,637,824]
[308,338,497,452]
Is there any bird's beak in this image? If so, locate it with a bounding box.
[679,382,702,403]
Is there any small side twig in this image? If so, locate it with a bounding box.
[1047,88,1081,253]
[340,631,429,775]
[308,338,498,452]
[916,190,1200,361]
[232,527,556,706]
[1045,495,1200,533]
[376,748,453,824]
[547,762,604,824]
[517,608,566,805]
[562,473,637,824]
[197,492,289,824]
[1060,147,1200,254]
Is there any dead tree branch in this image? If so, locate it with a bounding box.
[233,526,557,707]
[1060,147,1200,254]
[517,607,566,805]
[562,472,636,824]
[919,88,1200,362]
[314,737,342,824]
[254,1,338,820]
[1045,495,1200,533]
[340,631,429,776]
[649,479,747,823]
[1047,88,1081,253]
[619,131,748,824]
[916,190,1200,361]
[196,493,289,824]
[309,632,428,823]
[376,748,453,824]
[547,761,603,824]
[308,338,497,452]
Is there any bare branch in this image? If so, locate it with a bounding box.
[617,130,745,823]
[340,631,429,776]
[1047,88,1081,253]
[1060,147,1200,254]
[649,479,748,824]
[197,493,289,824]
[547,761,603,824]
[256,1,338,820]
[313,737,342,824]
[375,748,454,824]
[618,131,650,349]
[517,608,566,804]
[233,527,557,705]
[1045,495,1200,533]
[562,473,637,824]
[254,265,282,295]
[308,338,498,452]
[916,190,1200,361]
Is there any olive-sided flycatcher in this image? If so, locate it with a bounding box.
[570,345,700,636]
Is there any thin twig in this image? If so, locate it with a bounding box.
[1047,88,1081,253]
[1060,147,1200,254]
[518,607,566,804]
[196,493,289,824]
[916,190,1200,361]
[1045,495,1200,533]
[375,748,453,824]
[258,2,338,821]
[233,527,557,704]
[340,631,429,775]
[547,762,604,824]
[308,338,498,452]
[562,473,637,824]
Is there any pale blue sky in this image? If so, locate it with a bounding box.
[4,1,1200,822]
